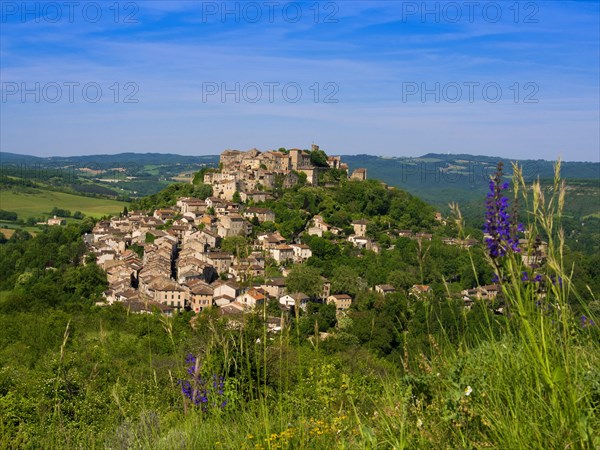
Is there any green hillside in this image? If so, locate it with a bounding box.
[0,154,598,449]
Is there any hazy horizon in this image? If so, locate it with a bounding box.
[2,148,598,164]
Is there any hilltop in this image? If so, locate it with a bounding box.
[3,150,597,206]
[3,148,597,253]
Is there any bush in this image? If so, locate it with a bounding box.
[0,210,18,221]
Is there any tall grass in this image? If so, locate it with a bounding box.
[370,162,599,449]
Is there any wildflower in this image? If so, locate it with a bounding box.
[178,354,227,412]
[484,162,521,259]
[464,385,473,396]
[416,418,423,428]
[580,315,596,328]
[549,274,563,287]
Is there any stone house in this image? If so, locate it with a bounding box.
[243,207,275,223]
[217,214,251,238]
[189,283,214,312]
[350,168,367,181]
[271,245,294,264]
[375,284,396,295]
[352,219,368,237]
[279,292,309,310]
[290,244,312,262]
[327,294,352,311]
[237,288,267,309]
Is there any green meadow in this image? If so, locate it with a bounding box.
[0,188,127,219]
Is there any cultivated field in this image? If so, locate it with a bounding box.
[0,189,127,219]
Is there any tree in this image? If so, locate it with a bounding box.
[304,235,341,260]
[50,207,71,218]
[85,252,97,264]
[0,210,18,221]
[9,229,32,242]
[292,171,308,187]
[331,266,366,296]
[193,183,213,200]
[193,167,214,185]
[220,236,249,257]
[387,269,418,292]
[298,302,337,334]
[286,265,323,298]
[232,191,242,203]
[310,149,329,167]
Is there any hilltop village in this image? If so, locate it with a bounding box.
[87,146,544,318]
[87,147,365,316]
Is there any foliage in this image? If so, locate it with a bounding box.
[220,236,249,258]
[298,302,337,334]
[0,210,18,221]
[50,207,72,218]
[309,148,329,167]
[285,265,323,298]
[192,167,215,185]
[130,183,213,211]
[0,221,94,292]
[330,266,366,296]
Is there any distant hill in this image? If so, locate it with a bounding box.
[0,152,219,168]
[2,150,598,215]
[0,152,220,199]
[341,153,599,211]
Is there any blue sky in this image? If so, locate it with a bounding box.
[1,1,598,161]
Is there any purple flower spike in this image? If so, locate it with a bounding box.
[178,357,228,412]
[483,162,522,260]
[580,315,595,328]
